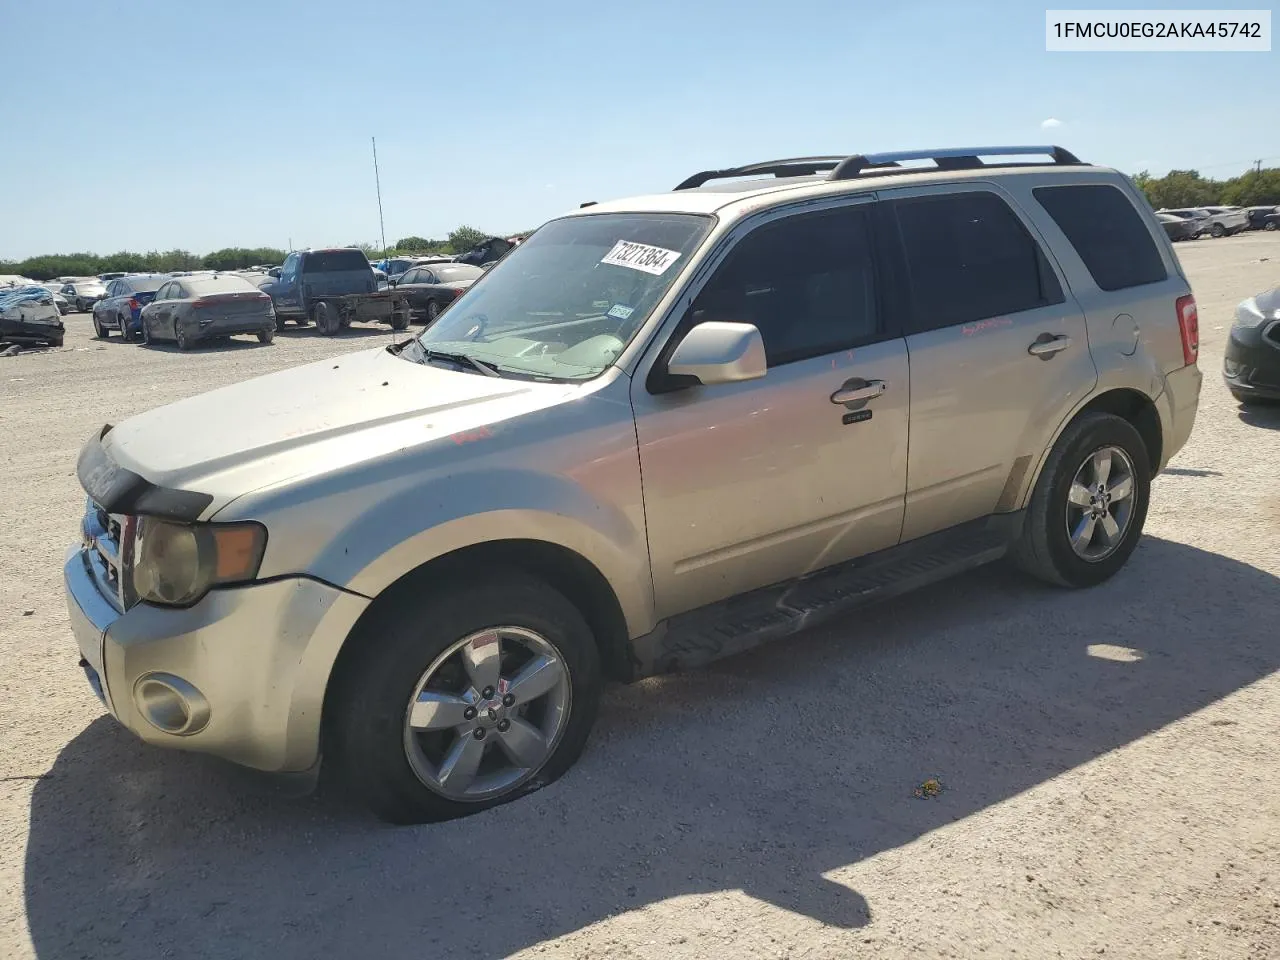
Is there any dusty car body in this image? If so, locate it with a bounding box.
[63,145,1201,824]
[0,286,66,347]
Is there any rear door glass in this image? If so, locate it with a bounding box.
[889,191,1065,335]
[1034,184,1167,291]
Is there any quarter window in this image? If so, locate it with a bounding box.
[1034,184,1168,291]
[690,205,882,367]
[890,191,1064,334]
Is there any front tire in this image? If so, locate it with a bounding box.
[1266,221,1278,232]
[1211,223,1226,238]
[328,571,602,824]
[175,325,191,351]
[92,312,108,339]
[1011,412,1151,588]
[425,300,440,324]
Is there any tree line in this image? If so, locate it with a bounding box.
[1,226,505,281]
[1132,166,1280,210]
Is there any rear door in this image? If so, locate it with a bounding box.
[880,183,1096,542]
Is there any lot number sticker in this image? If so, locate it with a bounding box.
[600,240,682,276]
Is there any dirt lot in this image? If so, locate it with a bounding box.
[1,237,1278,960]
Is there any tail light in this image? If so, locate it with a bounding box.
[1175,294,1199,366]
[128,298,140,311]
[451,289,464,297]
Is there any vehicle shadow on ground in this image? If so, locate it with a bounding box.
[138,338,275,354]
[24,538,1280,959]
[1237,401,1280,430]
[274,325,402,341]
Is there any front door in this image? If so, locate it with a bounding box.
[631,200,910,621]
[879,183,1098,542]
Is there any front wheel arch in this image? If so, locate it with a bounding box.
[323,540,632,736]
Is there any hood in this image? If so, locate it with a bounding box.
[101,346,579,512]
[1253,285,1280,317]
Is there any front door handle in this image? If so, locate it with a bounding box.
[1028,334,1072,357]
[830,379,886,405]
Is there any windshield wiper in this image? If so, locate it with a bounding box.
[422,348,502,377]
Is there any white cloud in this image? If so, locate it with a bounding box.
[1041,118,1063,129]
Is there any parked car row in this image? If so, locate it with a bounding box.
[1156,205,1255,239]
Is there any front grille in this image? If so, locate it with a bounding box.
[83,499,132,611]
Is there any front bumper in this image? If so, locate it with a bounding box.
[64,547,369,772]
[1223,319,1280,400]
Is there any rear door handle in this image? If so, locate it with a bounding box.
[1028,334,1072,357]
[830,380,886,404]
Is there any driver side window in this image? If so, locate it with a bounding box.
[689,204,883,368]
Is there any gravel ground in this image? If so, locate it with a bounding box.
[1,237,1278,960]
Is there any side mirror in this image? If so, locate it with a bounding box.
[666,321,766,386]
[268,268,281,278]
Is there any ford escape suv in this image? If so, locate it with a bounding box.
[64,145,1202,823]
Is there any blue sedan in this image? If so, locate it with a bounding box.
[91,274,168,341]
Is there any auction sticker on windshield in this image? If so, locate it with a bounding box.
[600,240,682,276]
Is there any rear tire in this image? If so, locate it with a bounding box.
[1266,221,1278,232]
[327,571,602,824]
[390,308,410,331]
[425,300,440,324]
[92,313,108,339]
[175,325,191,351]
[49,336,64,348]
[1211,223,1226,238]
[257,328,274,344]
[313,301,337,336]
[142,321,152,346]
[120,315,134,343]
[1011,412,1151,588]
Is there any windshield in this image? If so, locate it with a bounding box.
[412,212,712,381]
[126,276,165,293]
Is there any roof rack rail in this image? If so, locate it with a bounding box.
[673,145,1083,190]
[674,156,849,191]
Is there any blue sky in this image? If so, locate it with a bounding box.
[1,0,1276,259]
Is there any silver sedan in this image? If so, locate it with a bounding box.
[139,274,276,350]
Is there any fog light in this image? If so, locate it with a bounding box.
[133,673,210,735]
[1223,358,1240,377]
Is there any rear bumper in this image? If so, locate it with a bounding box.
[184,316,275,341]
[1223,320,1280,399]
[63,546,369,772]
[1158,363,1202,468]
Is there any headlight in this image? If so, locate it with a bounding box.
[130,518,267,606]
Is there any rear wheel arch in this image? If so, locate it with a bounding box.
[322,538,633,743]
[1021,387,1163,511]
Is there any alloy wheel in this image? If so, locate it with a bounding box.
[1064,445,1137,562]
[402,626,571,801]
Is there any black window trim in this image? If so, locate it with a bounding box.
[882,186,1068,337]
[645,197,898,393]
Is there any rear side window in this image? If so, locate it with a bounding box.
[302,250,370,273]
[890,191,1064,334]
[1035,184,1167,292]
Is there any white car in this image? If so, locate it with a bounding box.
[1196,206,1249,237]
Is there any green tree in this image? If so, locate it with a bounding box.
[1219,168,1280,206]
[447,225,489,254]
[394,235,450,254]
